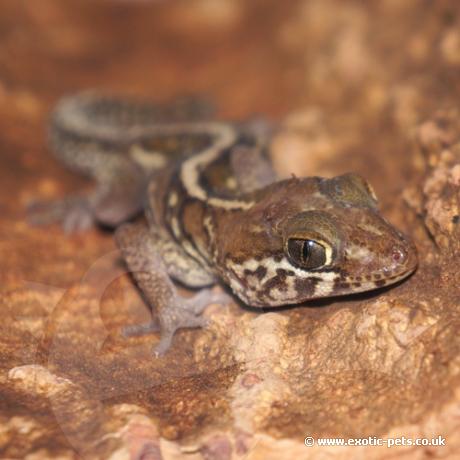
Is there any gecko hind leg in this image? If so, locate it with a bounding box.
[115,222,228,356]
[28,155,147,232]
[27,195,95,233]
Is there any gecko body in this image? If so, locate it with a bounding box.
[32,93,418,354]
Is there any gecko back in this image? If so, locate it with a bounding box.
[30,93,215,231]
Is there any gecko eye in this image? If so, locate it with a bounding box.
[287,238,327,269]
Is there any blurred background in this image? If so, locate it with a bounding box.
[3,0,457,109]
[2,0,459,213]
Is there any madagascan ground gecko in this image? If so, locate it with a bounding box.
[30,93,418,355]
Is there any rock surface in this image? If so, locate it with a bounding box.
[1,0,460,458]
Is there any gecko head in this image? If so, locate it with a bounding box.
[223,173,417,307]
[272,173,418,302]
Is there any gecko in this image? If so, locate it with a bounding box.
[30,92,418,355]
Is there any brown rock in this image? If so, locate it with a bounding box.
[409,109,460,250]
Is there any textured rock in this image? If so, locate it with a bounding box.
[405,109,460,250]
[1,0,460,459]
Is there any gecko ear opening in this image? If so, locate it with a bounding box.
[319,173,378,209]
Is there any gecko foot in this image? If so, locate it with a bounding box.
[154,289,231,356]
[183,289,231,315]
[122,289,231,357]
[153,306,209,357]
[27,196,94,233]
[123,289,230,357]
[153,289,231,357]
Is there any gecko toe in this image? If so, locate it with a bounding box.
[181,315,209,329]
[153,330,175,357]
[122,321,160,337]
[62,206,94,233]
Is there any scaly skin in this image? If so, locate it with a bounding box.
[30,93,418,355]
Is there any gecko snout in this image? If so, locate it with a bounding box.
[388,235,418,277]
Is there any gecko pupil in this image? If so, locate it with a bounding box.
[287,238,327,269]
[302,240,311,262]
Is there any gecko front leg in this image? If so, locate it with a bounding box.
[115,222,228,356]
[230,119,277,193]
[230,144,277,193]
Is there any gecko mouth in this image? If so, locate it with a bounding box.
[371,266,417,288]
[335,267,416,298]
[339,240,418,293]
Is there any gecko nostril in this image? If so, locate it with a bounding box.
[391,246,407,264]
